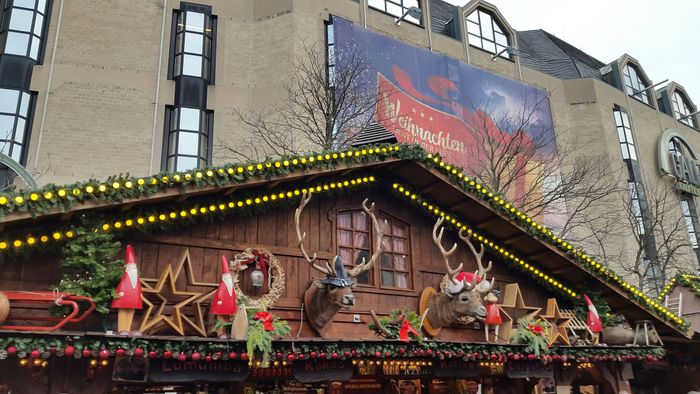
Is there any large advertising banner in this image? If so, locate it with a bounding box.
[333,17,560,225]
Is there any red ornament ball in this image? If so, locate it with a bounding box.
[229,352,237,360]
[191,352,201,361]
[163,351,172,359]
[64,346,75,357]
[319,352,326,359]
[82,349,92,358]
[331,352,338,359]
[399,348,406,355]
[240,352,249,361]
[133,348,144,358]
[491,354,498,361]
[298,354,305,360]
[148,351,158,359]
[50,347,57,354]
[276,352,283,360]
[178,353,187,361]
[344,351,351,358]
[6,346,17,356]
[527,354,536,360]
[310,351,318,359]
[99,349,110,360]
[205,355,212,362]
[287,354,296,362]
[513,354,521,361]
[115,348,126,357]
[30,350,41,359]
[375,351,382,358]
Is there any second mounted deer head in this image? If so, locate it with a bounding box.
[295,190,386,336]
[419,217,495,336]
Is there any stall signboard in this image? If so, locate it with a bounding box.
[149,359,249,382]
[431,358,491,378]
[504,362,553,378]
[292,359,354,383]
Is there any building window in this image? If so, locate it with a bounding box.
[672,91,696,128]
[337,210,411,289]
[172,9,214,80]
[622,63,649,104]
[613,107,637,161]
[0,88,33,164]
[368,0,420,24]
[163,106,212,172]
[0,0,49,61]
[681,195,699,250]
[628,181,645,236]
[466,8,509,59]
[325,19,335,88]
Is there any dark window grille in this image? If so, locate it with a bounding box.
[0,87,33,164]
[0,0,49,61]
[163,106,212,172]
[622,64,649,104]
[672,91,696,128]
[172,9,214,80]
[613,107,637,161]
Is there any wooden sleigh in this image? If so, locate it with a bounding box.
[0,291,96,331]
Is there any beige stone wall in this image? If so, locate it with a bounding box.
[17,0,700,279]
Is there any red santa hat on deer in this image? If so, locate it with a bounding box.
[111,245,142,309]
[211,255,237,315]
[584,294,603,333]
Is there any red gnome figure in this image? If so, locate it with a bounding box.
[584,294,603,333]
[484,292,502,342]
[211,255,237,339]
[112,245,142,336]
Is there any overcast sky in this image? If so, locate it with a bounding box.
[443,0,700,103]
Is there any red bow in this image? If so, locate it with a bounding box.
[528,324,544,335]
[241,250,269,283]
[399,319,418,342]
[254,311,274,331]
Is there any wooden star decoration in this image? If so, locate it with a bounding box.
[489,304,514,344]
[539,298,572,346]
[139,249,218,336]
[497,283,541,340]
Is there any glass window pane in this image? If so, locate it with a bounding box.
[10,144,21,161]
[629,146,637,161]
[176,156,198,172]
[482,40,496,53]
[394,255,406,270]
[29,36,40,60]
[392,238,405,253]
[168,132,177,156]
[9,8,34,32]
[395,273,408,288]
[495,32,507,46]
[14,118,25,143]
[5,31,30,56]
[392,222,405,237]
[466,20,480,35]
[0,141,10,156]
[185,12,204,33]
[381,270,394,286]
[177,132,199,155]
[380,254,392,269]
[33,13,43,36]
[466,10,478,23]
[0,115,15,140]
[480,12,493,39]
[184,32,203,54]
[0,89,20,113]
[37,0,47,12]
[182,54,202,77]
[368,0,385,11]
[167,156,175,171]
[13,0,36,8]
[179,107,200,131]
[19,92,30,117]
[386,2,402,17]
[352,211,368,230]
[354,232,368,248]
[338,230,352,246]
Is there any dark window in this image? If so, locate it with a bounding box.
[628,181,645,236]
[466,8,509,58]
[0,0,49,61]
[0,87,32,164]
[671,91,696,128]
[325,19,335,88]
[368,0,420,24]
[337,210,411,289]
[613,107,636,161]
[172,8,214,80]
[622,63,649,104]
[163,106,212,172]
[681,196,699,250]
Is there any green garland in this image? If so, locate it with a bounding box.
[0,334,665,363]
[368,308,424,342]
[56,217,123,314]
[657,273,700,300]
[510,319,550,355]
[572,291,623,327]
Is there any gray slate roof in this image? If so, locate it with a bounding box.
[516,30,606,80]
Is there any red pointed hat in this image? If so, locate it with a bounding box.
[125,245,136,265]
[221,255,230,274]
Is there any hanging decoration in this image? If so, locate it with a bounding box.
[539,298,572,346]
[510,319,550,355]
[230,248,284,310]
[210,255,237,339]
[111,245,143,336]
[245,308,290,368]
[138,249,217,337]
[368,308,426,342]
[419,218,494,337]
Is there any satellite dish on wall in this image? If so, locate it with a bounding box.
[0,153,37,191]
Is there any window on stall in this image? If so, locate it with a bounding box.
[337,209,411,289]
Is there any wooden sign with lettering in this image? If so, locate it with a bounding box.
[504,362,553,378]
[149,359,249,382]
[431,359,490,378]
[292,359,354,383]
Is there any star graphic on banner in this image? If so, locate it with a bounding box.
[539,298,572,346]
[139,249,217,336]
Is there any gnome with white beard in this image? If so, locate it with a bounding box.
[211,255,237,339]
[112,245,143,336]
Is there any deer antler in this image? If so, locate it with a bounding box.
[458,228,494,293]
[295,190,336,277]
[433,217,462,283]
[369,310,392,337]
[348,199,386,278]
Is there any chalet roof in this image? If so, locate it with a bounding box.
[0,144,692,339]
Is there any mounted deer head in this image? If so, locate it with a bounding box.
[295,190,386,336]
[420,218,494,334]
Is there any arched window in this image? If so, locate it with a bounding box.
[622,63,650,104]
[672,91,696,128]
[466,8,510,59]
[337,209,411,289]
